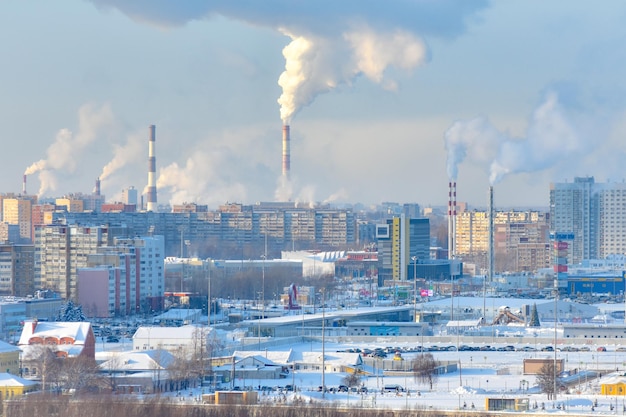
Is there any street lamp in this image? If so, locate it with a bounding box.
[321,288,326,399]
[412,256,417,323]
[207,259,212,324]
[260,253,266,347]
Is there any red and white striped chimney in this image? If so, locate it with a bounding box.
[282,125,290,180]
[22,174,27,195]
[146,124,158,212]
[448,182,456,259]
[95,178,101,196]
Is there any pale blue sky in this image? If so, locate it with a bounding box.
[1,1,625,208]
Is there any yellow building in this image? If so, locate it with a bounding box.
[601,376,626,395]
[0,373,39,400]
[2,198,33,241]
[0,341,21,375]
[55,197,84,213]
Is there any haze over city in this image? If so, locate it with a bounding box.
[2,1,626,208]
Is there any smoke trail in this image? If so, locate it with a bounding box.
[489,92,583,184]
[444,116,504,181]
[24,103,115,196]
[87,1,487,123]
[444,92,590,185]
[99,130,144,182]
[278,25,427,124]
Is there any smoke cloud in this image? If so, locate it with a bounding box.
[445,92,591,185]
[99,130,145,182]
[278,26,426,123]
[86,1,488,123]
[444,116,503,181]
[24,103,116,196]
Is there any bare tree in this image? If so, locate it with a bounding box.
[412,353,438,391]
[60,356,103,393]
[24,345,62,392]
[536,362,560,400]
[341,371,361,388]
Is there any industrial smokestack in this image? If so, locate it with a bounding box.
[282,125,291,180]
[452,182,457,259]
[448,182,454,259]
[95,178,101,196]
[488,185,494,284]
[22,175,27,195]
[447,181,457,259]
[146,124,158,212]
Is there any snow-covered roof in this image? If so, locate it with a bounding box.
[446,319,483,327]
[232,349,294,365]
[0,340,20,354]
[133,324,209,340]
[0,373,38,388]
[18,320,92,346]
[293,351,362,366]
[99,350,175,372]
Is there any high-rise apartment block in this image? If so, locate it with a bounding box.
[454,210,550,273]
[0,244,35,297]
[121,186,138,206]
[550,177,626,264]
[49,202,357,256]
[77,235,164,317]
[34,225,110,300]
[2,197,34,242]
[376,215,430,284]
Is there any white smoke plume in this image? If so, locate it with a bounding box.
[278,25,427,124]
[24,103,116,196]
[274,175,294,202]
[488,92,582,184]
[444,117,504,181]
[99,130,145,182]
[86,1,488,124]
[154,124,277,207]
[445,92,591,185]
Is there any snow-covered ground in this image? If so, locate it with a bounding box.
[126,338,626,415]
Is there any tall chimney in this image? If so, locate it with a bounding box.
[448,182,453,259]
[146,124,158,212]
[452,181,457,259]
[488,185,494,284]
[22,175,27,195]
[95,178,101,196]
[282,125,290,180]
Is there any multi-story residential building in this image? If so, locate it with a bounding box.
[0,224,20,244]
[84,251,132,316]
[112,236,165,313]
[2,197,35,243]
[34,224,110,300]
[64,235,164,317]
[598,183,626,258]
[121,186,138,206]
[0,245,35,297]
[550,177,599,264]
[376,215,430,285]
[55,196,85,213]
[550,177,626,264]
[45,202,357,257]
[454,210,550,273]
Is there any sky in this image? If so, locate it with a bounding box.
[2,1,626,209]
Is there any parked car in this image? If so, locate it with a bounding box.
[383,384,404,393]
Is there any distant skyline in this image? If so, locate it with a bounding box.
[1,1,626,209]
